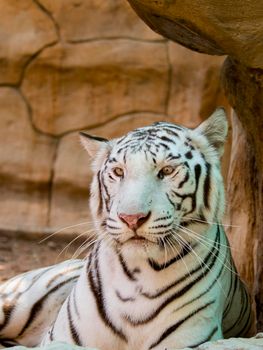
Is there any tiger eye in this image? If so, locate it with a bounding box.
[113,167,124,177]
[161,166,174,176]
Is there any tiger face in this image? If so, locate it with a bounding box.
[81,108,228,254]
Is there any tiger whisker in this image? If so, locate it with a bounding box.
[184,217,241,228]
[178,224,240,252]
[165,235,193,280]
[178,226,239,277]
[54,230,96,263]
[38,220,100,243]
[176,230,227,298]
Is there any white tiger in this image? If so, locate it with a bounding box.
[0,108,255,349]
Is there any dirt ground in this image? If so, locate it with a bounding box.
[0,233,86,283]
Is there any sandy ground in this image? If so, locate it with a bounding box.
[0,233,86,283]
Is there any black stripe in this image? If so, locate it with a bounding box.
[116,290,135,302]
[190,164,201,213]
[46,265,82,288]
[171,164,201,216]
[0,339,20,347]
[17,276,78,337]
[67,296,82,345]
[163,128,180,138]
[149,300,215,349]
[49,325,54,341]
[163,125,183,132]
[118,253,137,281]
[188,325,218,348]
[0,303,15,333]
[107,225,121,230]
[204,163,211,208]
[178,172,189,189]
[223,263,238,318]
[148,242,195,271]
[235,301,253,337]
[101,176,110,212]
[72,286,80,318]
[166,193,176,209]
[150,222,173,229]
[159,142,170,150]
[97,171,103,216]
[166,153,181,161]
[88,244,127,342]
[160,136,176,144]
[224,283,249,336]
[154,215,172,222]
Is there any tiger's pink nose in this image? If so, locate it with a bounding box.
[118,212,151,230]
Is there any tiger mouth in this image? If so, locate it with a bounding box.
[129,236,147,242]
[126,234,160,245]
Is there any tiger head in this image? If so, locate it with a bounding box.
[80,108,228,256]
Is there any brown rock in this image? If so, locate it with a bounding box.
[0,0,57,84]
[83,111,175,138]
[39,0,162,42]
[22,41,169,136]
[168,42,229,126]
[190,333,263,349]
[48,132,92,234]
[222,59,263,329]
[0,87,55,233]
[126,0,263,68]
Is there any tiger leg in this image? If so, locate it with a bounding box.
[0,259,83,346]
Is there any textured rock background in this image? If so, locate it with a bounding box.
[0,0,230,237]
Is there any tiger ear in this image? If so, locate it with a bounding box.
[195,107,228,157]
[79,132,109,157]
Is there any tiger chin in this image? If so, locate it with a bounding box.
[0,108,255,350]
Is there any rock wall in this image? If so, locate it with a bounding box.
[0,0,229,237]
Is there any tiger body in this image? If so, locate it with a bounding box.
[0,109,255,349]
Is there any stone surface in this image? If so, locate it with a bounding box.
[0,0,57,84]
[48,132,93,233]
[22,41,169,136]
[39,0,163,42]
[222,59,263,330]
[168,43,228,126]
[126,0,263,68]
[0,87,55,233]
[188,333,263,349]
[3,334,263,349]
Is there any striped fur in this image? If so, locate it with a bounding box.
[0,108,255,349]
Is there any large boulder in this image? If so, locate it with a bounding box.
[126,0,263,68]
